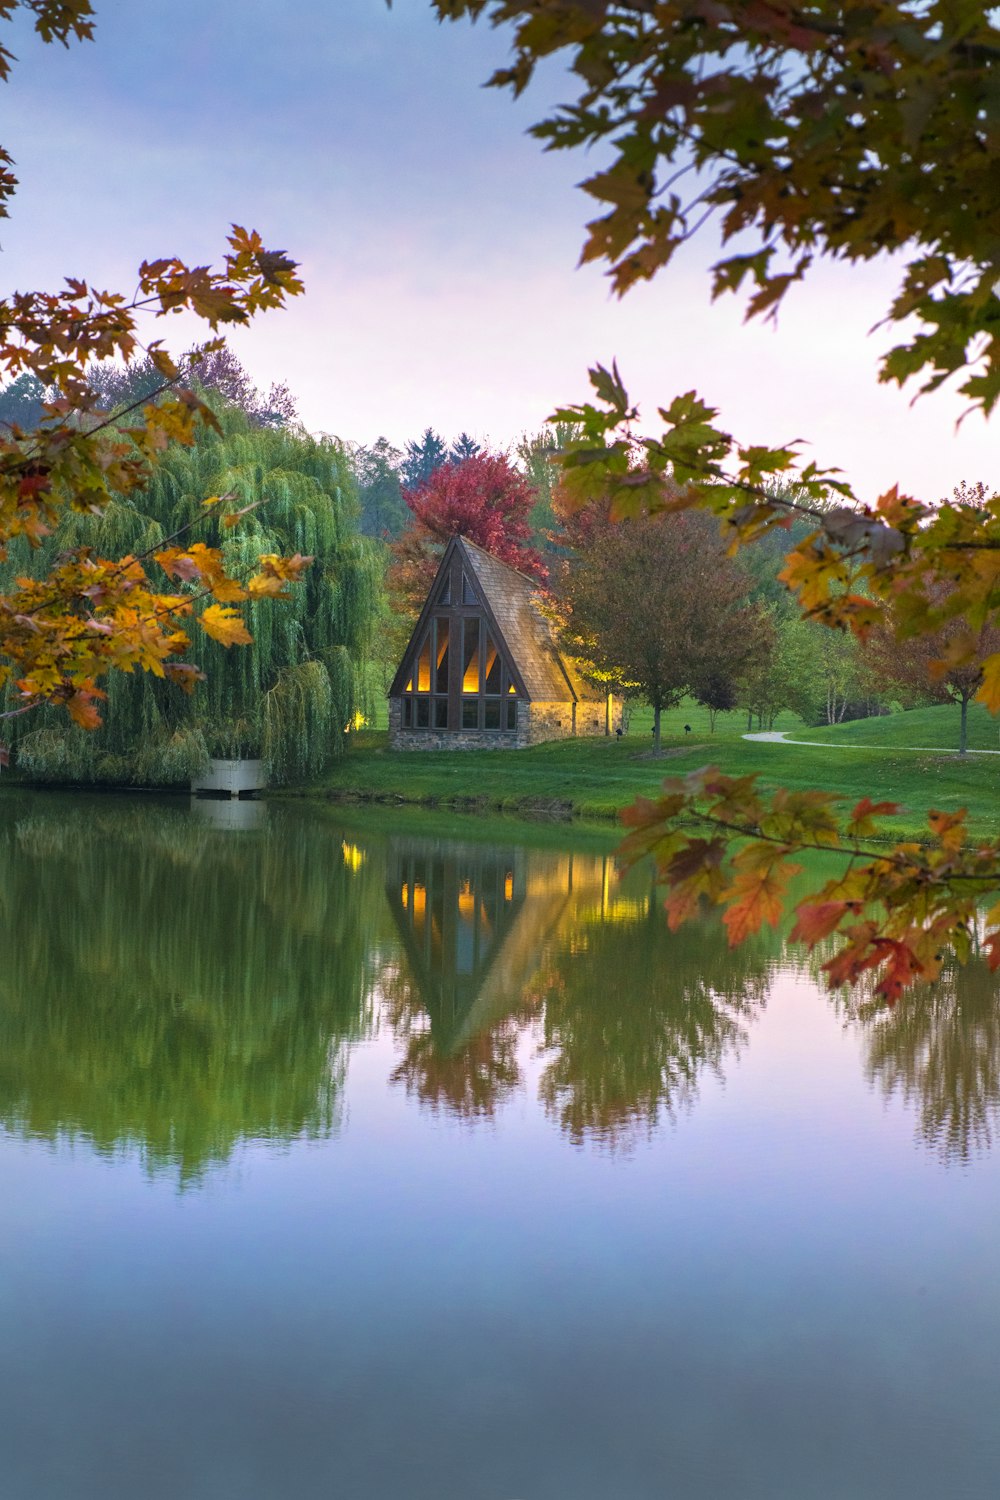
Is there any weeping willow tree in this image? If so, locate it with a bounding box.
[3,405,382,784]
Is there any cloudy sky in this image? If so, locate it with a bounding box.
[3,0,997,500]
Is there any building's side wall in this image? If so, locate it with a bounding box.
[522,701,574,746]
[388,696,616,751]
[574,698,614,738]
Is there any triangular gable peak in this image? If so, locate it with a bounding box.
[389,537,527,701]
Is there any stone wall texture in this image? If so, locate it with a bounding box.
[388,696,616,751]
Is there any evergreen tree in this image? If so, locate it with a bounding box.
[400,428,449,491]
[449,432,481,463]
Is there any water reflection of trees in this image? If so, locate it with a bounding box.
[838,958,1000,1163]
[531,874,773,1148]
[382,840,775,1144]
[0,798,381,1180]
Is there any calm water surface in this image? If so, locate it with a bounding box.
[1,792,999,1499]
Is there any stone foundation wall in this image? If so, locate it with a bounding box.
[388,697,521,751]
[388,696,615,750]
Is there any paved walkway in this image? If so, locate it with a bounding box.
[743,730,1000,756]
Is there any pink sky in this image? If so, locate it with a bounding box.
[2,0,996,502]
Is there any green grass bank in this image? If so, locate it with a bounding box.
[292,701,999,844]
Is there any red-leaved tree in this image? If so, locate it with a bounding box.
[390,452,547,619]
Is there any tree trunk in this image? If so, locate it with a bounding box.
[747,709,753,731]
[960,693,969,756]
[653,702,662,754]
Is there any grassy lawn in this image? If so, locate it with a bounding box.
[298,700,999,843]
[795,701,1000,753]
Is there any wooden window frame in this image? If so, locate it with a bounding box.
[401,551,523,734]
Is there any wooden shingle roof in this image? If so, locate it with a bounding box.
[459,539,604,703]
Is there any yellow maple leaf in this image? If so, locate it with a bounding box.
[975,651,1000,712]
[247,573,288,599]
[198,603,252,648]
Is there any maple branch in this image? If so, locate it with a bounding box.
[0,696,41,724]
[676,807,1000,886]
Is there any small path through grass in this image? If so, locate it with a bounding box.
[744,730,1000,756]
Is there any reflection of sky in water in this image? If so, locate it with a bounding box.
[2,796,1000,1499]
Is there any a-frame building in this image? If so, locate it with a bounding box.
[388,536,613,749]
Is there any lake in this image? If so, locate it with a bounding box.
[1,792,999,1499]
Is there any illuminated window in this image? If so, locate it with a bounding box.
[483,633,501,693]
[415,634,431,692]
[400,572,521,734]
[435,619,449,693]
[462,619,481,693]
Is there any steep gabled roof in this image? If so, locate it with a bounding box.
[460,538,582,702]
[389,535,603,703]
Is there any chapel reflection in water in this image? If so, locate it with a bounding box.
[384,837,774,1145]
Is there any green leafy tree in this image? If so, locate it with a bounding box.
[517,423,582,553]
[88,342,298,428]
[0,372,47,431]
[739,610,819,730]
[354,436,409,538]
[559,503,766,751]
